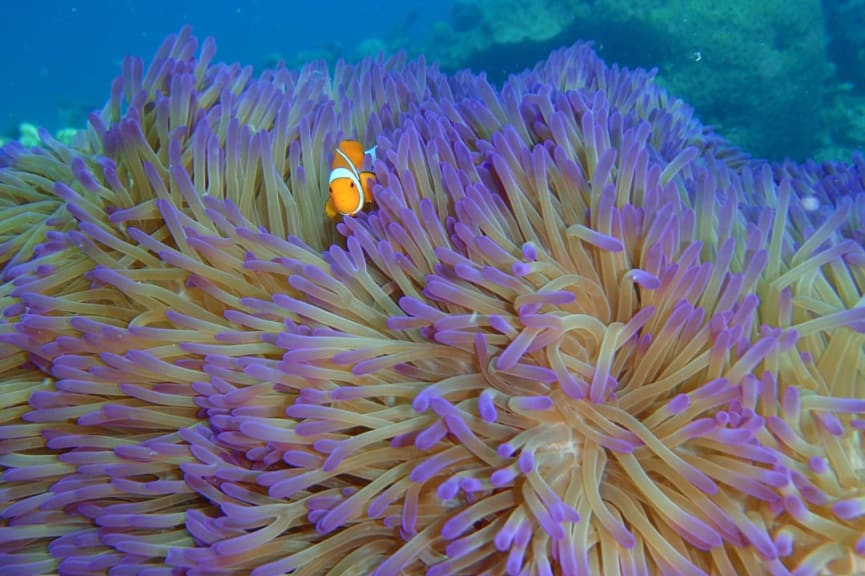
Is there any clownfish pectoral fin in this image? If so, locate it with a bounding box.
[360,171,376,203]
[325,197,340,220]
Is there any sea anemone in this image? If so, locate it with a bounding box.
[1,27,864,575]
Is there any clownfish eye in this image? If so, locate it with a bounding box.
[349,182,355,188]
[328,186,333,193]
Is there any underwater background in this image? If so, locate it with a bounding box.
[2,0,864,162]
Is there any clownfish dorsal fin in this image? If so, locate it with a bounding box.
[333,148,361,181]
[333,140,366,170]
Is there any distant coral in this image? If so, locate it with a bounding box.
[594,0,832,160]
[1,122,79,148]
[423,0,835,161]
[430,0,590,75]
[824,0,865,89]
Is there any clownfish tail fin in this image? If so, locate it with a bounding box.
[364,145,377,162]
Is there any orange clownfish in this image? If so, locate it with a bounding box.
[325,140,377,219]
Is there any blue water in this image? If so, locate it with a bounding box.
[2,2,862,161]
[0,1,451,136]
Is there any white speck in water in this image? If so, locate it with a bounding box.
[801,196,819,212]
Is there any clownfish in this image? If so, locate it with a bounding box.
[325,140,377,219]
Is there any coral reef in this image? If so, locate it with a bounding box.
[429,0,590,81]
[823,0,865,89]
[1,27,865,575]
[425,0,834,161]
[598,0,831,161]
[0,123,79,148]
